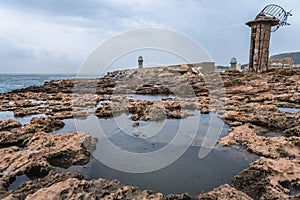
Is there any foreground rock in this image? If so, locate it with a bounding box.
[0,120,21,132]
[233,157,300,199]
[13,116,65,134]
[0,132,97,199]
[219,124,300,159]
[23,178,188,200]
[0,68,299,199]
[197,184,252,200]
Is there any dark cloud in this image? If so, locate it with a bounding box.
[0,0,299,73]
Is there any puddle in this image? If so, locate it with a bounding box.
[7,174,31,190]
[28,99,46,106]
[257,132,282,138]
[125,94,177,101]
[0,111,14,121]
[15,114,48,127]
[0,111,47,126]
[57,145,257,195]
[279,181,300,196]
[51,111,257,195]
[51,118,78,134]
[278,107,300,114]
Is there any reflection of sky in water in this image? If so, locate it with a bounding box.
[125,94,177,101]
[51,111,229,153]
[57,145,257,195]
[278,107,300,114]
[1,108,258,195]
[0,111,47,126]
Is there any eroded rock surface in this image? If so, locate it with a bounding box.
[0,120,21,131]
[24,178,185,200]
[233,157,300,199]
[0,131,97,199]
[0,67,299,199]
[197,184,252,200]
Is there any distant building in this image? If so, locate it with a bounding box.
[269,58,292,68]
[138,56,143,69]
[216,66,229,72]
[197,62,215,73]
[230,57,237,70]
[292,64,300,69]
[236,63,242,71]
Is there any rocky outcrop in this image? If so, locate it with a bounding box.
[0,68,300,199]
[3,171,83,200]
[0,120,21,131]
[0,132,21,147]
[219,124,300,159]
[197,184,252,200]
[24,178,168,200]
[13,117,64,134]
[233,157,300,199]
[95,97,197,121]
[0,132,97,199]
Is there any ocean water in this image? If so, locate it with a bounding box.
[0,74,97,94]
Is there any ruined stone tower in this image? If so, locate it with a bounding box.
[246,14,279,72]
[246,4,291,73]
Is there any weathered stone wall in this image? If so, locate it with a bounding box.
[247,14,279,72]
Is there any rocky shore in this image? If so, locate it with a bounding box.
[0,66,300,199]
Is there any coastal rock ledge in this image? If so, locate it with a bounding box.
[0,68,299,199]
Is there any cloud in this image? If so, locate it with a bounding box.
[0,0,299,73]
[0,35,34,58]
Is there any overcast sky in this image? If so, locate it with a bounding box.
[0,0,299,74]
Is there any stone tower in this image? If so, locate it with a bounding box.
[138,56,143,69]
[246,14,279,72]
[230,57,237,70]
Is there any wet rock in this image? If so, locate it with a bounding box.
[233,157,300,199]
[145,104,167,121]
[132,121,139,127]
[0,132,21,147]
[200,106,209,114]
[13,108,45,117]
[24,177,193,200]
[132,132,143,137]
[13,100,36,108]
[3,171,84,200]
[0,132,96,199]
[197,184,252,200]
[0,120,21,131]
[14,117,64,134]
[219,124,300,159]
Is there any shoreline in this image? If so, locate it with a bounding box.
[0,67,300,199]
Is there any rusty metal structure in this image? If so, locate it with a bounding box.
[246,4,291,72]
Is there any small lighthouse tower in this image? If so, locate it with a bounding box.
[138,56,143,69]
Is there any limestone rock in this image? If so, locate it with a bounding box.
[0,120,21,131]
[233,157,300,199]
[197,184,252,200]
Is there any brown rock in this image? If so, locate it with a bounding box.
[219,124,300,159]
[197,184,252,200]
[0,132,96,198]
[25,177,191,200]
[14,117,64,134]
[233,157,300,199]
[0,120,21,131]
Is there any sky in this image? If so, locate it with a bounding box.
[0,0,299,74]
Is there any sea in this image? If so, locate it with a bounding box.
[0,74,97,94]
